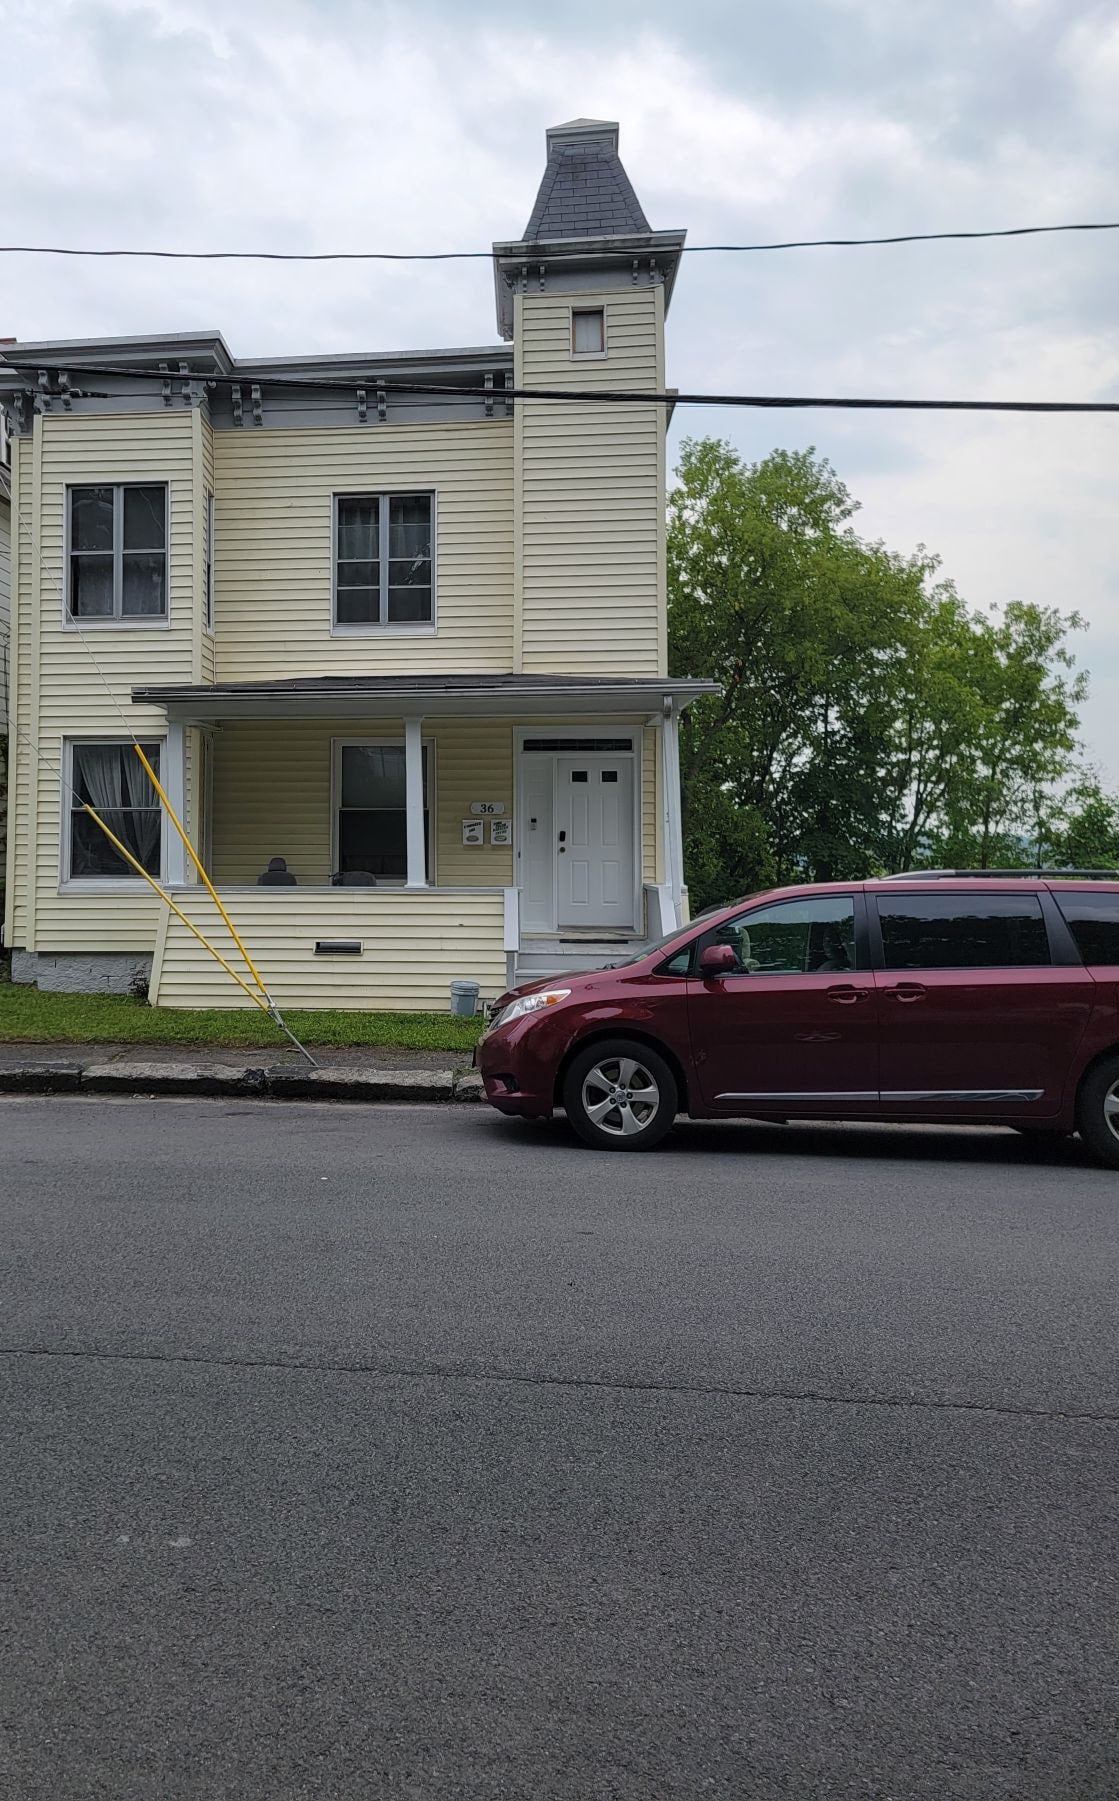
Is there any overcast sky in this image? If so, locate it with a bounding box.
[3,0,1117,776]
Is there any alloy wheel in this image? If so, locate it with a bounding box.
[581,1055,660,1138]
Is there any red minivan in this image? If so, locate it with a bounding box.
[477,874,1119,1161]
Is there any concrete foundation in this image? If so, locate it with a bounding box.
[10,950,154,995]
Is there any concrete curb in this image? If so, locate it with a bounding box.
[0,1060,485,1105]
[268,1067,455,1103]
[0,1062,84,1095]
[81,1062,270,1098]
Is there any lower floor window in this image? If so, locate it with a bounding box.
[68,741,162,879]
[336,742,430,880]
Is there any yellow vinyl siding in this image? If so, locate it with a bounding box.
[515,284,665,678]
[149,887,506,1011]
[210,717,516,888]
[0,495,10,732]
[435,721,515,884]
[8,431,33,945]
[212,420,513,680]
[199,413,216,683]
[18,411,196,952]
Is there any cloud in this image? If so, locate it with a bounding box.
[4,0,1118,776]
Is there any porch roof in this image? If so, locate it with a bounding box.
[131,672,720,723]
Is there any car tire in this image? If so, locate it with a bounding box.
[1075,1057,1119,1169]
[562,1038,678,1152]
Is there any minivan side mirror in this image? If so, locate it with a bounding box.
[698,942,738,977]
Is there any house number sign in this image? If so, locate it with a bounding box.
[469,801,506,816]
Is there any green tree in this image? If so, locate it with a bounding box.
[668,437,1087,901]
[1037,773,1119,869]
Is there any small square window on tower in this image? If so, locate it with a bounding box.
[571,307,606,357]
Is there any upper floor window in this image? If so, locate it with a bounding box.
[68,484,168,622]
[571,307,606,357]
[334,493,433,631]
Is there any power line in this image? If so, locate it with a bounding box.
[4,360,1119,414]
[1,219,1118,263]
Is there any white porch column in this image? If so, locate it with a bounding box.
[404,715,427,889]
[660,698,685,925]
[163,719,187,885]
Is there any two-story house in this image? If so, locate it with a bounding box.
[0,119,714,1011]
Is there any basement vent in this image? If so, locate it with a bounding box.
[314,939,363,956]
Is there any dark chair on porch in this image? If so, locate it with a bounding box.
[331,870,378,887]
[257,856,297,886]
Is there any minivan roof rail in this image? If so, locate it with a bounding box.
[880,868,1119,881]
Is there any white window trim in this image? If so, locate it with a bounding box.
[58,734,168,890]
[63,482,171,631]
[330,736,437,885]
[331,491,438,637]
[203,492,216,636]
[570,305,608,360]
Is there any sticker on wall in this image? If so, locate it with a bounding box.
[490,818,512,847]
[469,801,506,816]
[461,819,485,846]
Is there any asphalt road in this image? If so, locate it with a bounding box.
[1,1100,1117,1800]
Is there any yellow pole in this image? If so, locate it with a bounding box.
[132,742,270,1000]
[79,802,272,1015]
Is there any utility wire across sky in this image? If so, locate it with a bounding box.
[0,220,1118,262]
[4,360,1118,416]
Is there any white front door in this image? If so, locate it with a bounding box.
[557,755,636,929]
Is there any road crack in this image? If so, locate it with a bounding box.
[1,1343,1116,1424]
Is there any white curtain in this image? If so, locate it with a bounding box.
[77,744,161,870]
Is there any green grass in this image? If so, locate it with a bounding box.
[0,971,484,1053]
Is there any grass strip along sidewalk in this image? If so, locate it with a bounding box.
[0,974,484,1053]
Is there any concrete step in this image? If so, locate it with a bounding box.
[514,940,648,985]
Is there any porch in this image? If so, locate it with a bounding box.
[133,674,715,1010]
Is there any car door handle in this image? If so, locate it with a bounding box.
[885,982,927,1003]
[826,985,871,1005]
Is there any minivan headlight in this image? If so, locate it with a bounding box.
[489,988,571,1032]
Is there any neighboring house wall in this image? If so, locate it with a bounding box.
[515,282,665,679]
[212,419,515,681]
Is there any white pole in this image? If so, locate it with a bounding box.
[163,720,187,885]
[661,699,685,924]
[404,715,426,888]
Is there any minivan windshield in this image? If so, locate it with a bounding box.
[609,897,764,968]
[609,923,697,967]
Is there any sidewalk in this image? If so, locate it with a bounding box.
[0,1040,483,1104]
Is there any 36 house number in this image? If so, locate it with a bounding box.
[469,802,506,816]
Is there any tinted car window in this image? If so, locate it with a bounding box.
[1053,891,1119,965]
[876,893,1050,970]
[700,896,857,976]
